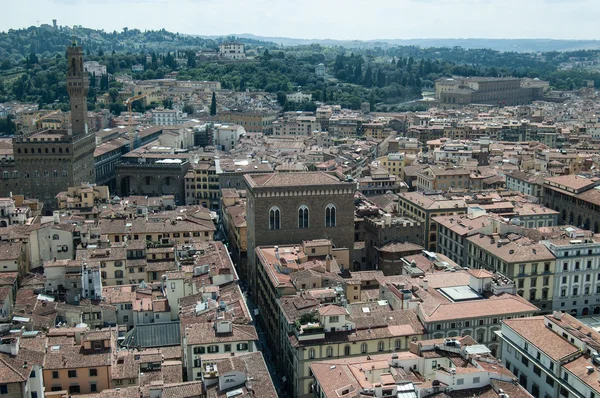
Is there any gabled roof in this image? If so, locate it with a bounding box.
[318,305,348,316]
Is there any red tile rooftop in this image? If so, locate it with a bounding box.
[503,316,579,361]
[245,172,350,188]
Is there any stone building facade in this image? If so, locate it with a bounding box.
[363,216,423,270]
[0,43,96,211]
[245,172,355,294]
[437,77,544,107]
[542,174,600,232]
[116,160,189,203]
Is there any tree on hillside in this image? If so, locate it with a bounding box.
[369,90,376,112]
[182,104,194,115]
[108,88,119,103]
[210,92,217,116]
[0,115,16,134]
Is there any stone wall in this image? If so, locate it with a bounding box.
[246,182,355,295]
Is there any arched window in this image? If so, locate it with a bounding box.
[62,170,68,178]
[52,170,58,178]
[378,341,384,352]
[12,171,18,179]
[298,205,309,228]
[326,346,333,357]
[269,206,281,230]
[325,204,336,227]
[361,343,367,354]
[2,171,8,179]
[308,348,315,359]
[394,339,401,351]
[344,345,351,356]
[52,234,60,240]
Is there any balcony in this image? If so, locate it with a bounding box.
[295,322,325,341]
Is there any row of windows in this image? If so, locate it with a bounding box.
[17,147,70,154]
[2,170,68,179]
[52,368,97,379]
[192,343,249,355]
[308,339,403,359]
[268,204,337,230]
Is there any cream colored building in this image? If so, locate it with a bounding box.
[56,184,110,210]
[377,152,411,179]
[467,233,556,311]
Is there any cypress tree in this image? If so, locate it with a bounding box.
[210,92,217,116]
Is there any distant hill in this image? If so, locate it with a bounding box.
[224,34,600,53]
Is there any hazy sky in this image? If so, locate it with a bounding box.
[4,0,599,40]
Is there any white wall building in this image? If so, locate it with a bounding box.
[499,312,600,398]
[83,61,106,76]
[81,263,103,300]
[219,43,245,59]
[541,231,600,317]
[151,109,185,126]
[286,92,312,103]
[132,64,145,73]
[213,124,245,152]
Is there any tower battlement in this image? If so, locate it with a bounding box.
[66,43,89,137]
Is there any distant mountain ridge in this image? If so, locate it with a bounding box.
[203,34,600,53]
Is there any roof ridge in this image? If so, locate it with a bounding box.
[0,355,28,381]
[261,173,277,187]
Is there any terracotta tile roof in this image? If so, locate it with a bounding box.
[467,233,555,263]
[399,192,467,211]
[111,350,139,380]
[184,323,258,345]
[378,242,424,253]
[150,381,205,398]
[0,347,46,383]
[544,174,598,192]
[245,171,349,188]
[279,296,320,324]
[433,214,494,236]
[310,352,420,397]
[545,313,600,352]
[44,335,113,370]
[563,355,600,394]
[420,293,539,323]
[161,361,183,384]
[503,316,579,361]
[318,305,348,316]
[0,241,22,260]
[204,352,277,398]
[98,217,215,236]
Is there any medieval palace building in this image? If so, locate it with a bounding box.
[0,43,96,210]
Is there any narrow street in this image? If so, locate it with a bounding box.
[242,289,284,397]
